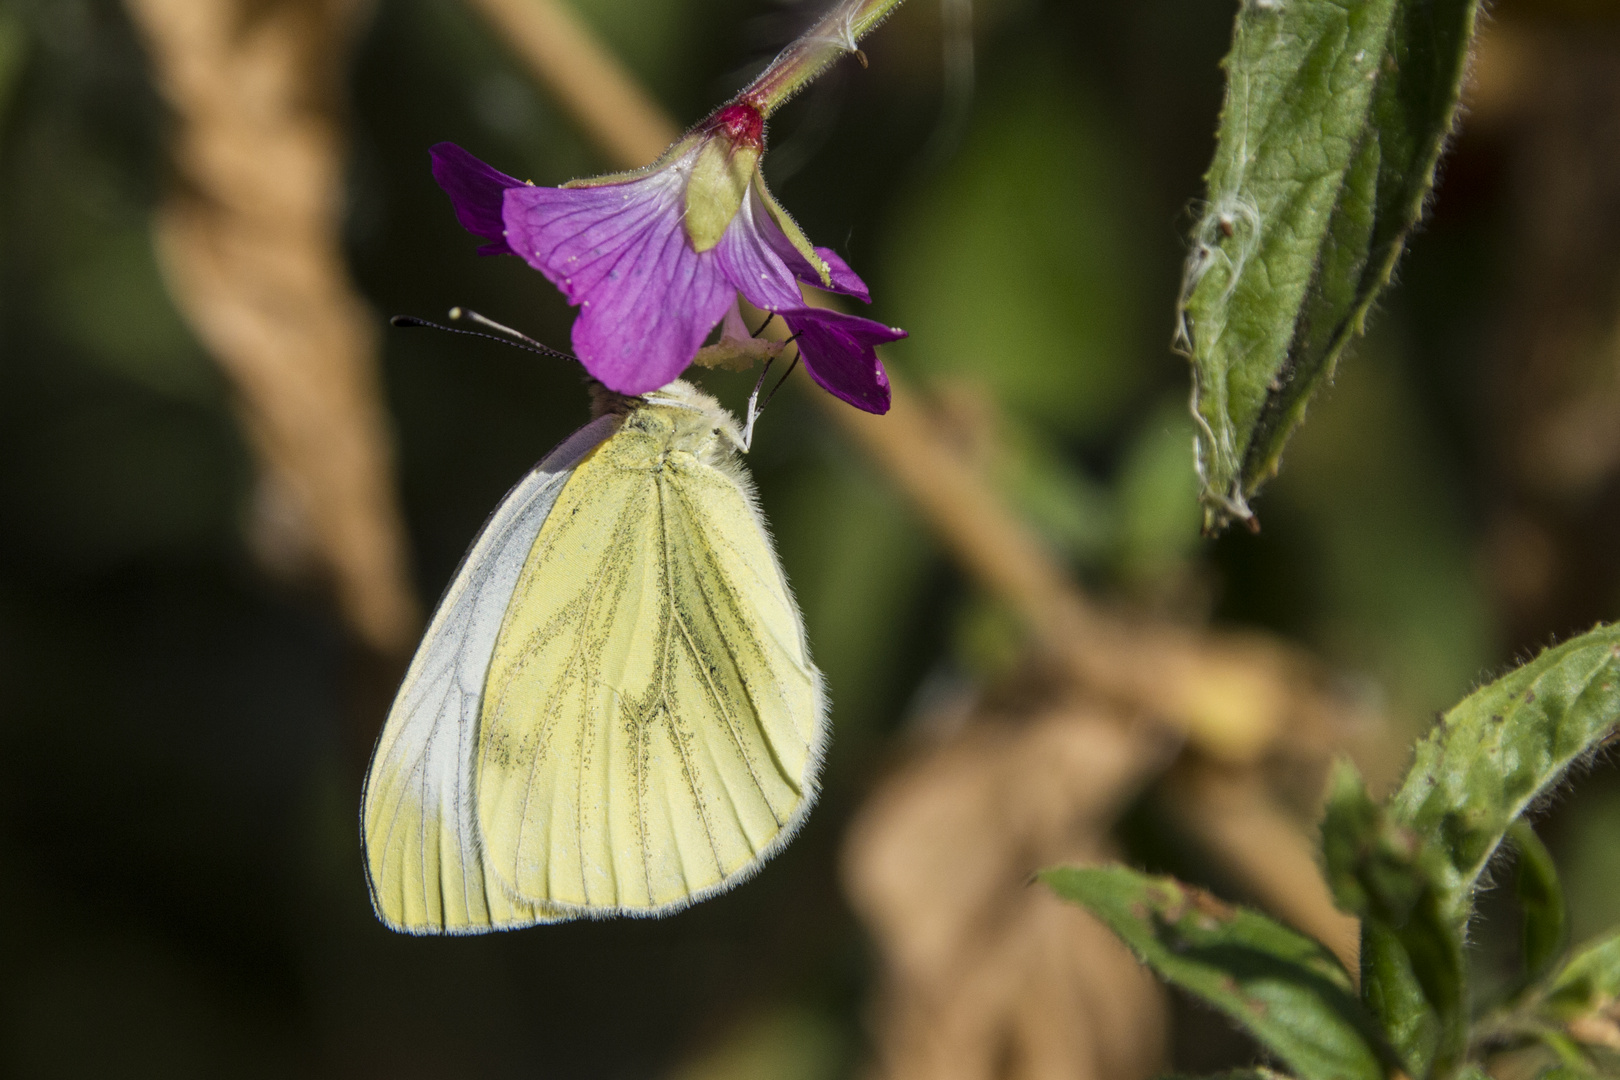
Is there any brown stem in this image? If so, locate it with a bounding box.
[125,0,421,660]
[126,0,422,658]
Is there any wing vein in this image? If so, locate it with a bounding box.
[671,605,776,823]
[502,528,619,898]
[672,480,802,801]
[658,476,726,880]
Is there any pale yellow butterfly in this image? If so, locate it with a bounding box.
[362,380,828,933]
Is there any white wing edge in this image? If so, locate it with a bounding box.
[360,414,621,934]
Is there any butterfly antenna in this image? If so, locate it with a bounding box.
[741,354,776,452]
[451,307,573,357]
[762,340,802,409]
[388,310,577,362]
[741,338,804,450]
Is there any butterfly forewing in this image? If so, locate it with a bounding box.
[475,452,654,907]
[361,416,619,933]
[478,404,826,916]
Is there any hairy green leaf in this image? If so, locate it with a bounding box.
[1322,763,1464,1078]
[1177,0,1482,531]
[1389,625,1620,924]
[1042,865,1388,1080]
[1512,820,1569,986]
[1346,625,1620,1075]
[1544,931,1620,1041]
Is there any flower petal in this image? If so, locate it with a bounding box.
[714,180,872,311]
[811,246,870,302]
[719,299,755,344]
[767,236,872,302]
[430,143,523,256]
[502,171,733,394]
[714,182,805,311]
[781,307,905,414]
[754,177,870,301]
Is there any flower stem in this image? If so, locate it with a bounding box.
[742,0,909,116]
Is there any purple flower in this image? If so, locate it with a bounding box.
[780,308,901,413]
[429,101,903,413]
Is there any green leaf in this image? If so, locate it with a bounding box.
[1388,625,1620,926]
[1512,820,1569,986]
[1322,763,1465,1078]
[1042,865,1388,1080]
[1177,0,1482,531]
[1345,624,1620,1074]
[1545,930,1620,1033]
[1465,933,1620,1074]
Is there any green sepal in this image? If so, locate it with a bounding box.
[1179,0,1482,531]
[1511,820,1569,987]
[691,336,781,372]
[683,138,760,252]
[1542,930,1620,1061]
[757,176,830,287]
[1041,864,1390,1080]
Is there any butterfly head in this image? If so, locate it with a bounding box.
[634,380,748,462]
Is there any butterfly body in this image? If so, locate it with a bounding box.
[363,382,827,933]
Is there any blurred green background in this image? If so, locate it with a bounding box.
[3,0,1620,1075]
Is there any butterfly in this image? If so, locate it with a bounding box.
[362,379,828,932]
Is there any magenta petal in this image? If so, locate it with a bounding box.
[502,173,733,394]
[763,234,869,303]
[714,188,872,308]
[781,307,905,414]
[714,185,805,312]
[431,143,523,256]
[811,247,871,302]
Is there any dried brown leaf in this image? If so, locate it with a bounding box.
[844,701,1176,1080]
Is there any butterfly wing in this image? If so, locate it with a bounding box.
[477,425,827,915]
[361,415,620,934]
